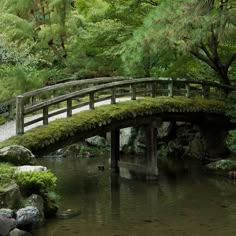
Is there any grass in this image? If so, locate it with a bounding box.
[0,97,225,154]
[0,116,7,126]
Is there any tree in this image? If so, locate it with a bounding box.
[123,0,236,84]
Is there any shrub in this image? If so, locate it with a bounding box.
[0,163,15,191]
[15,170,57,196]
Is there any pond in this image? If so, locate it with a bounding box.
[34,155,236,236]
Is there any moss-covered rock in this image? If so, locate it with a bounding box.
[0,145,36,166]
[206,159,236,175]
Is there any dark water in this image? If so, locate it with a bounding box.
[35,156,236,236]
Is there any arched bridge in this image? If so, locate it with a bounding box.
[0,77,233,179]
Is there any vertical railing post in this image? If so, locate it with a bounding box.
[43,106,48,125]
[168,79,173,97]
[202,84,209,98]
[131,84,136,100]
[151,83,156,98]
[67,98,72,117]
[16,96,24,135]
[111,88,116,104]
[89,92,95,109]
[185,83,190,98]
[8,103,14,120]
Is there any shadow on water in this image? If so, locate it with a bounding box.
[34,155,236,236]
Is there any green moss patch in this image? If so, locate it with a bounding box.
[0,97,225,153]
[0,163,16,191]
[0,116,7,126]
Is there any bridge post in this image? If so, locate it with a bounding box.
[185,84,190,98]
[89,92,95,109]
[43,106,49,125]
[145,122,159,180]
[110,129,120,173]
[111,88,116,104]
[131,84,136,100]
[16,96,24,135]
[67,98,72,117]
[168,80,173,97]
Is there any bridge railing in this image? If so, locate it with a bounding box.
[15,77,232,135]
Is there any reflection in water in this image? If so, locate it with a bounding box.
[34,156,236,236]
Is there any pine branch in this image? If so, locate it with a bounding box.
[191,49,217,71]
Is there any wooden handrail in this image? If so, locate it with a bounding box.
[14,77,233,135]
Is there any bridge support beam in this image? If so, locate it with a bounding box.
[145,122,159,180]
[110,129,120,173]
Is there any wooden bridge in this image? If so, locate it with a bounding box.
[0,77,233,179]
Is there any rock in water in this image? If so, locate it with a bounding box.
[0,216,17,236]
[9,228,32,236]
[0,145,36,166]
[16,207,42,229]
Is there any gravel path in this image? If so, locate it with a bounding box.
[0,98,131,142]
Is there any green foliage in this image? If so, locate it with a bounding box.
[0,116,7,126]
[0,163,16,191]
[0,97,225,153]
[227,130,236,153]
[15,170,57,196]
[122,0,236,83]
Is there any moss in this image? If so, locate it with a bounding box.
[0,97,225,153]
[0,116,7,126]
[0,163,16,191]
[14,170,57,196]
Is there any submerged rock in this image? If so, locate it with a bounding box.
[0,145,36,166]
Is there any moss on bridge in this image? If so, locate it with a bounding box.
[0,97,225,154]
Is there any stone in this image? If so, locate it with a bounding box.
[0,208,14,218]
[86,136,108,148]
[206,160,236,174]
[15,166,47,174]
[0,215,17,236]
[16,206,42,228]
[9,228,32,236]
[119,128,132,151]
[0,145,36,166]
[0,184,23,209]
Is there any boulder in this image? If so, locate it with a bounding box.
[0,216,17,236]
[15,166,47,174]
[0,184,23,209]
[206,160,236,175]
[16,206,43,229]
[86,136,108,148]
[120,128,132,151]
[9,228,32,236]
[0,208,14,218]
[24,195,44,225]
[0,145,36,166]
